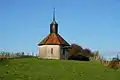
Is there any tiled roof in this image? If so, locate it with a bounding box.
[38,33,70,46]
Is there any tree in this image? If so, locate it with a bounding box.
[92,51,99,57]
[68,43,83,57]
[81,48,93,57]
[109,55,120,69]
[68,43,90,61]
[22,52,25,56]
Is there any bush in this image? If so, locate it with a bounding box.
[68,55,89,61]
[68,44,83,57]
[82,48,93,57]
[108,59,120,69]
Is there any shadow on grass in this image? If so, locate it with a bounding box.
[0,59,9,66]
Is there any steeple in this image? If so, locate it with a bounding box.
[50,8,58,34]
[53,8,55,21]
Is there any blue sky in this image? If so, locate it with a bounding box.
[0,0,120,57]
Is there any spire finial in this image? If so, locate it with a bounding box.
[53,8,55,21]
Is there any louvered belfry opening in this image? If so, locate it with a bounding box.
[50,21,58,34]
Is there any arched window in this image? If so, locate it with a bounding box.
[51,48,53,54]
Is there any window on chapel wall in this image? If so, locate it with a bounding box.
[51,48,53,54]
[61,48,63,54]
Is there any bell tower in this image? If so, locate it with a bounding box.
[50,8,58,34]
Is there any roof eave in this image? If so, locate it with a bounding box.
[38,43,70,46]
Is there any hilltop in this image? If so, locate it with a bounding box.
[0,58,120,80]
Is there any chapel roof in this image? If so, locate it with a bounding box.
[38,33,70,46]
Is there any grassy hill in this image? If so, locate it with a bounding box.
[0,58,120,80]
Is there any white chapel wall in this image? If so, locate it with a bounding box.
[39,45,60,59]
[39,45,47,58]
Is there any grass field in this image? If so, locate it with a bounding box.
[0,58,120,80]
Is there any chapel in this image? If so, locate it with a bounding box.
[38,9,70,59]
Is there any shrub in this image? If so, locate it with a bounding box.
[68,44,83,57]
[108,59,120,69]
[68,55,89,61]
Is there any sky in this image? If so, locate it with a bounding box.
[0,0,120,58]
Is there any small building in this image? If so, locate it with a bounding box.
[38,9,70,60]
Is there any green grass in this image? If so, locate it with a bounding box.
[0,58,120,80]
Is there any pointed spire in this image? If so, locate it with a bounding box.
[50,8,58,34]
[53,8,55,21]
